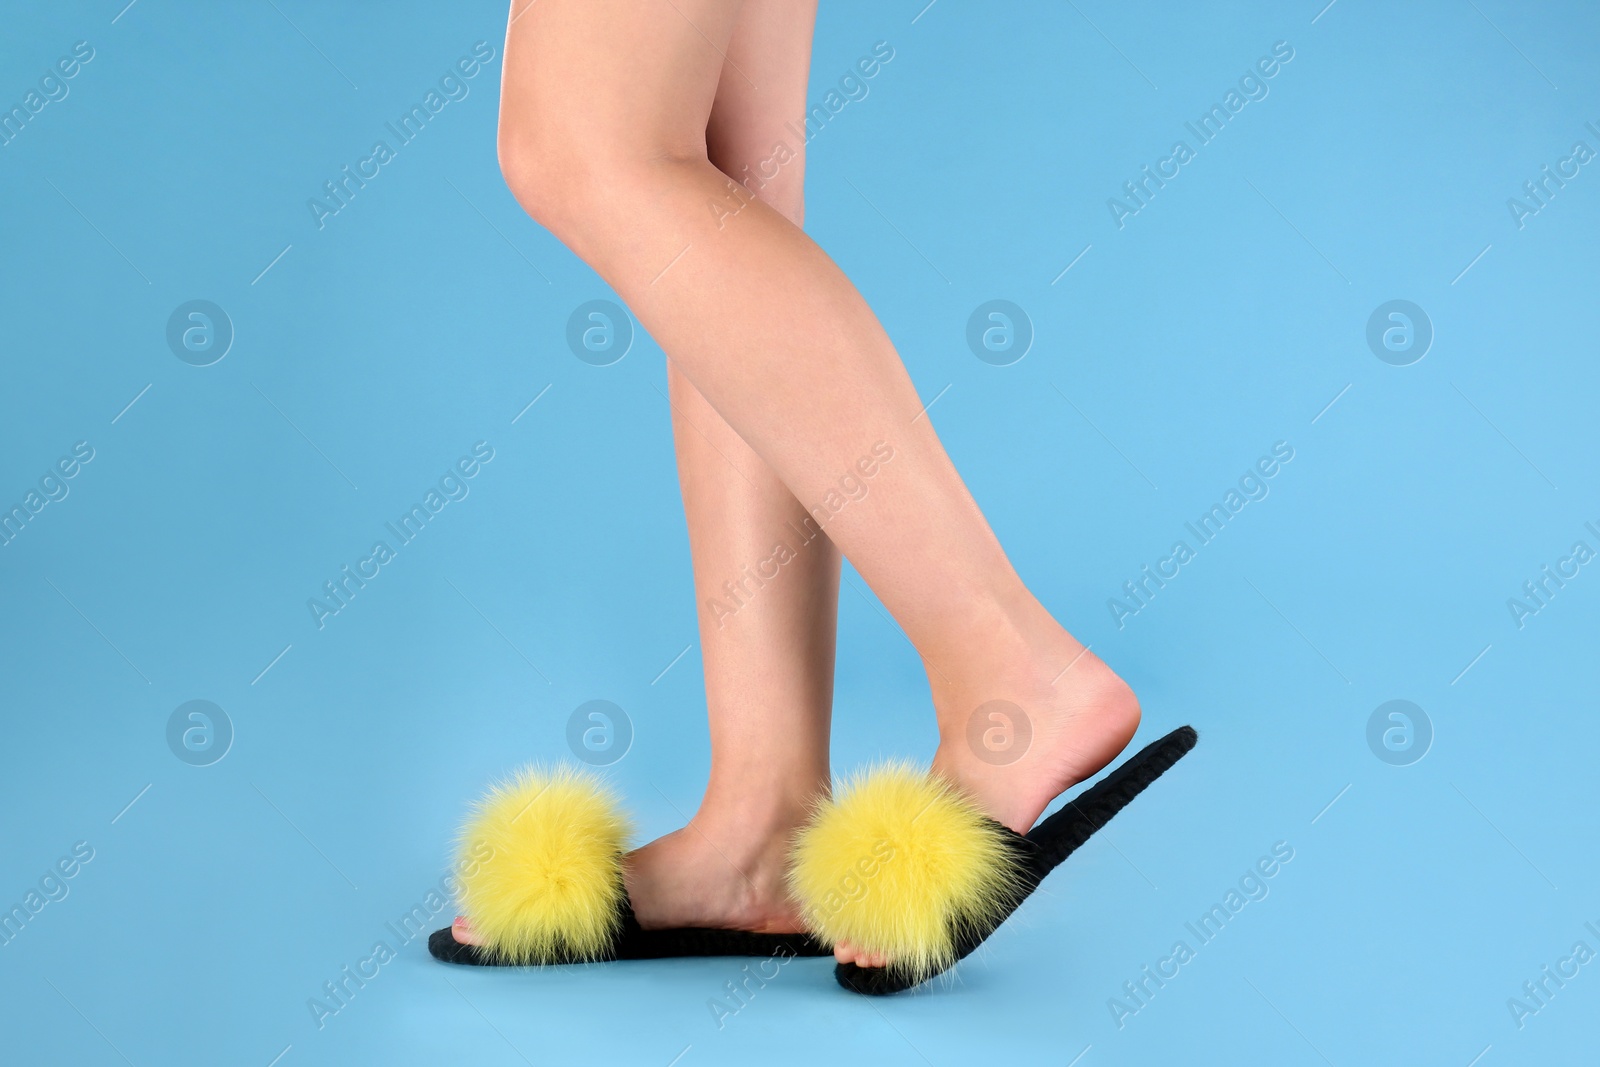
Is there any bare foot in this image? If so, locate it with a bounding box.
[834,604,1140,967]
[452,805,809,947]
[928,639,1140,836]
[621,815,807,933]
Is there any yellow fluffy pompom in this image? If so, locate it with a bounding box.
[454,765,631,964]
[789,763,1023,980]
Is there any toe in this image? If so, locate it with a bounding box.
[833,940,890,969]
[451,915,485,947]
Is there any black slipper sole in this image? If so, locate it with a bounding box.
[428,900,832,966]
[834,724,1198,995]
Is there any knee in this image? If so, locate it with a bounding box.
[498,118,704,250]
[497,122,589,239]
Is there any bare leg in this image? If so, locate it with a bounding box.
[456,0,830,944]
[618,0,835,935]
[498,0,1140,963]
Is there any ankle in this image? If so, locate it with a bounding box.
[924,593,1076,703]
[695,777,821,846]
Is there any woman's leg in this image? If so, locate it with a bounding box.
[455,0,830,943]
[499,0,1140,957]
[620,0,835,935]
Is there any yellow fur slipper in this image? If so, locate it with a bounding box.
[451,765,631,964]
[791,725,1198,994]
[430,765,834,967]
[789,762,1026,983]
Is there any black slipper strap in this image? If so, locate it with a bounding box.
[427,899,832,966]
[835,724,1198,995]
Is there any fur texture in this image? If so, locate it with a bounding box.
[454,765,631,964]
[789,763,1024,981]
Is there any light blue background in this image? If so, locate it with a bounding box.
[2,1,1597,1064]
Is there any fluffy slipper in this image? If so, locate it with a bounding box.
[429,764,830,965]
[791,725,1198,995]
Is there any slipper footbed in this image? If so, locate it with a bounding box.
[428,900,832,965]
